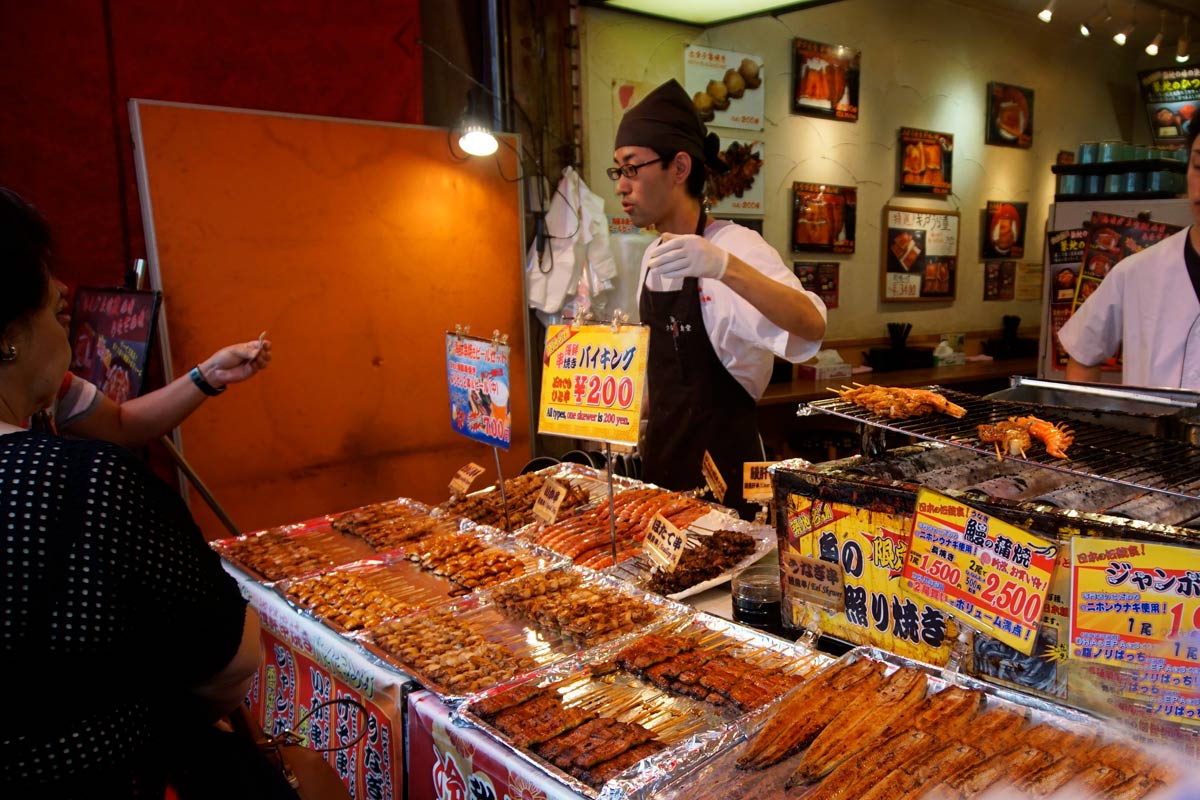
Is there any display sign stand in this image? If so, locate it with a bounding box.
[447,325,514,529]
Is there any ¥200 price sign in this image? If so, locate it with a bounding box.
[538,324,648,446]
[902,488,1058,655]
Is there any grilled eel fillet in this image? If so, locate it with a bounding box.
[947,744,1053,797]
[615,633,690,670]
[953,705,1028,755]
[801,728,940,800]
[878,685,984,741]
[736,658,885,770]
[1090,740,1179,784]
[578,740,666,786]
[1017,756,1085,796]
[1104,774,1165,799]
[510,703,596,748]
[1060,764,1129,797]
[893,743,987,799]
[786,666,929,786]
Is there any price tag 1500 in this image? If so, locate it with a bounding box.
[449,462,486,496]
[644,513,688,571]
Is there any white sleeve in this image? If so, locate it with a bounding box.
[1057,270,1125,367]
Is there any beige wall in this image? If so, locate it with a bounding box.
[580,0,1143,346]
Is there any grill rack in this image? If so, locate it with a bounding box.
[804,387,1200,501]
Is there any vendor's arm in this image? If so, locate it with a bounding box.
[1065,357,1103,384]
[648,232,826,340]
[63,338,271,447]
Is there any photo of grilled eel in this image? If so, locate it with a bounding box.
[786,666,928,786]
[736,658,885,770]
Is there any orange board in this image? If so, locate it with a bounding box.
[131,100,528,538]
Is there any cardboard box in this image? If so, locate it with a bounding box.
[796,361,853,380]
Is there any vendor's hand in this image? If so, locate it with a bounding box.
[201,336,273,389]
[646,233,729,281]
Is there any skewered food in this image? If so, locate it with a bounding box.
[705,79,730,110]
[440,473,590,530]
[692,91,715,122]
[738,57,762,89]
[224,527,336,580]
[489,570,659,646]
[404,530,525,592]
[723,68,746,98]
[645,528,756,595]
[283,571,415,630]
[1011,414,1074,459]
[831,383,967,419]
[977,420,1033,460]
[331,501,457,551]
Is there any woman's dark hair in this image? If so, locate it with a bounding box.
[0,187,52,335]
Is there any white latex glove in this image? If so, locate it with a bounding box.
[646,233,729,281]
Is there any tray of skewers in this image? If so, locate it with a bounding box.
[605,510,776,600]
[328,496,471,552]
[454,612,832,798]
[437,464,623,531]
[355,564,682,700]
[634,647,1188,800]
[213,518,381,584]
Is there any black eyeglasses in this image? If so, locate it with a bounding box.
[606,158,663,181]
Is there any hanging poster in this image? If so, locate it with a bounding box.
[538,324,648,446]
[985,81,1033,148]
[982,201,1027,260]
[792,182,856,254]
[684,45,765,131]
[445,333,512,450]
[881,206,959,302]
[1138,66,1200,146]
[792,38,860,122]
[898,128,953,194]
[707,138,765,217]
[794,261,840,309]
[983,261,1016,301]
[68,287,161,403]
[1015,263,1043,302]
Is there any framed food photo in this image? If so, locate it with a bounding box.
[985,81,1033,148]
[707,138,765,217]
[792,182,856,254]
[981,201,1027,260]
[881,206,959,302]
[68,287,162,403]
[898,128,953,194]
[792,38,860,122]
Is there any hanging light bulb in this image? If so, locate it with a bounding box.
[1081,3,1111,37]
[1146,9,1165,55]
[457,89,498,157]
[1038,0,1056,23]
[1178,17,1192,63]
[1114,22,1134,45]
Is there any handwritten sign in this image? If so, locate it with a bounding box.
[701,451,727,504]
[781,547,844,609]
[882,206,960,302]
[68,288,161,403]
[532,478,568,525]
[448,462,486,496]
[743,462,775,503]
[644,513,687,571]
[446,333,511,450]
[538,324,648,445]
[903,489,1058,656]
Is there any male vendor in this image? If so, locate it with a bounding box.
[611,79,826,517]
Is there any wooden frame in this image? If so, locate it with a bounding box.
[881,205,960,302]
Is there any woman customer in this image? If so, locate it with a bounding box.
[0,188,292,799]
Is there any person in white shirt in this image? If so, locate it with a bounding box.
[611,79,827,516]
[1059,121,1200,390]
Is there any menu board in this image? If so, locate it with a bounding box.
[1138,66,1200,146]
[446,334,512,450]
[68,288,161,403]
[881,206,959,302]
[684,45,764,132]
[538,324,648,446]
[897,128,953,194]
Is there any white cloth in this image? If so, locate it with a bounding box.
[637,220,827,398]
[55,373,101,429]
[1057,228,1200,390]
[525,167,617,316]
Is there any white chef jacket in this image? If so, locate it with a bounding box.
[1057,227,1200,390]
[637,220,827,398]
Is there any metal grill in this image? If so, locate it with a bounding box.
[804,387,1200,500]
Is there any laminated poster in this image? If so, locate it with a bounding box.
[707,138,764,217]
[684,45,765,132]
[538,324,648,446]
[882,206,959,302]
[445,333,512,450]
[897,127,953,195]
[793,182,856,254]
[792,38,860,122]
[1138,66,1200,146]
[68,287,161,403]
[793,262,839,309]
[782,493,956,665]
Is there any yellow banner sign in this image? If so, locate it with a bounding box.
[538,324,648,445]
[903,489,1058,656]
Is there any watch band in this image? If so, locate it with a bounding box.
[189,365,226,396]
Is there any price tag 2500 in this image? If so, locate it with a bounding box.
[644,513,687,571]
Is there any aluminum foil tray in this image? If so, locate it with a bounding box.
[212,520,379,584]
[606,513,777,601]
[453,612,831,799]
[639,647,1191,800]
[328,496,472,553]
[436,466,617,531]
[355,564,684,701]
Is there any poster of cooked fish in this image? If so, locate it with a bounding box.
[792,182,856,254]
[792,38,860,122]
[985,81,1033,148]
[981,201,1027,260]
[1138,66,1199,146]
[707,138,764,216]
[882,206,959,302]
[897,128,953,194]
[68,287,161,404]
[446,332,512,450]
[793,261,839,309]
[684,45,764,131]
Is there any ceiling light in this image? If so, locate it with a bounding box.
[1146,10,1165,55]
[1038,0,1055,23]
[1114,23,1134,45]
[1081,4,1111,37]
[1179,17,1191,62]
[590,0,822,26]
[457,90,498,157]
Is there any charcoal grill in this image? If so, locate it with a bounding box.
[802,387,1200,501]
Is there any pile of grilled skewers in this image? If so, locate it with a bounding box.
[282,571,415,631]
[440,472,591,530]
[331,500,461,551]
[224,527,337,581]
[645,529,757,595]
[401,529,526,593]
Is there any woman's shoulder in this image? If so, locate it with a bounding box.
[1,431,149,477]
